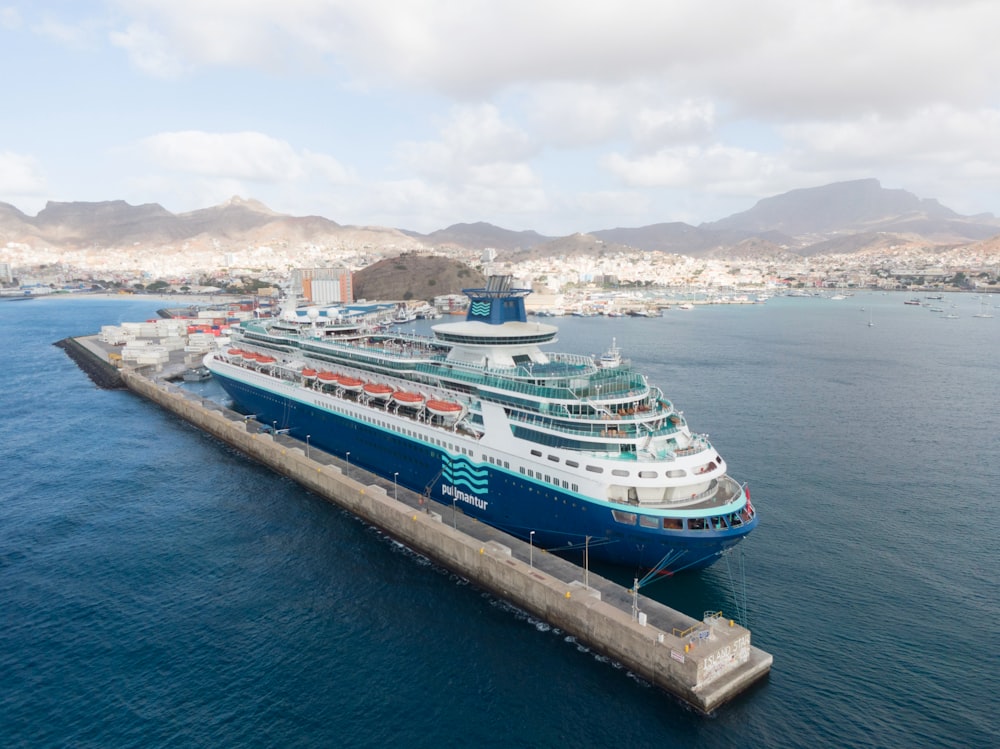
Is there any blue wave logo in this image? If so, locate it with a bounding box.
[470,301,491,317]
[442,454,489,495]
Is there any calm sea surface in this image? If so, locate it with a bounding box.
[1,293,997,748]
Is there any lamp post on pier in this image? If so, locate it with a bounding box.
[306,434,311,459]
[529,531,535,568]
[393,472,399,501]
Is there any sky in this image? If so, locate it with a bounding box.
[2,1,1000,236]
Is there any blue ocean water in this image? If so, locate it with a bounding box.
[1,294,997,748]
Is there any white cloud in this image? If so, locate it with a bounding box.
[9,1,1000,231]
[0,151,47,196]
[138,131,308,181]
[103,2,1000,113]
[109,22,188,78]
[397,104,537,183]
[603,144,787,195]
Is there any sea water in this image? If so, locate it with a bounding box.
[1,293,997,748]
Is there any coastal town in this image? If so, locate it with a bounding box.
[2,233,999,304]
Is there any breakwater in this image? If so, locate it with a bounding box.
[54,337,124,389]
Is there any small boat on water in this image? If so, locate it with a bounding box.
[182,366,212,382]
[596,338,622,369]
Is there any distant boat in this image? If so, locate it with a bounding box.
[182,366,212,382]
[972,298,994,318]
[596,338,622,368]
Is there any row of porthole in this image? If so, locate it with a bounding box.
[530,447,695,480]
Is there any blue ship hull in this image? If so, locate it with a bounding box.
[212,370,756,572]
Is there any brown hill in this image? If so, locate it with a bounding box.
[353,254,485,302]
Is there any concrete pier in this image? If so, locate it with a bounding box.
[70,335,772,713]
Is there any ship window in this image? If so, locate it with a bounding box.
[665,469,687,478]
[504,461,509,469]
[566,460,579,468]
[562,480,569,489]
[611,469,629,477]
[544,475,550,483]
[585,465,603,473]
[520,467,526,475]
[639,515,659,529]
[527,470,534,478]
[663,518,683,530]
[639,471,657,479]
[548,455,559,462]
[530,449,542,457]
[689,518,707,530]
[571,484,578,492]
[612,510,637,525]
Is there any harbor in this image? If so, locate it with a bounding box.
[63,327,772,714]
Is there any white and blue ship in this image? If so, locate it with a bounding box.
[205,276,757,572]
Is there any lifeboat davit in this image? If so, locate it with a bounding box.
[363,383,393,399]
[392,391,425,408]
[426,399,463,420]
[338,376,364,391]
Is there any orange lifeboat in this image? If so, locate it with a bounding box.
[427,399,463,420]
[317,371,340,385]
[363,383,393,399]
[301,367,317,381]
[392,391,425,408]
[256,355,277,365]
[227,348,244,359]
[338,376,364,391]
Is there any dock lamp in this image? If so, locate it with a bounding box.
[306,434,310,458]
[345,451,350,469]
[530,531,536,568]
[393,472,399,501]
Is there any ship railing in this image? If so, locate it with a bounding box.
[507,410,683,440]
[674,439,710,457]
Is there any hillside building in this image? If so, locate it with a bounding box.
[292,267,353,305]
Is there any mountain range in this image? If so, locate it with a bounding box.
[2,179,998,261]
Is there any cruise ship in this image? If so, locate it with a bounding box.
[204,276,757,572]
